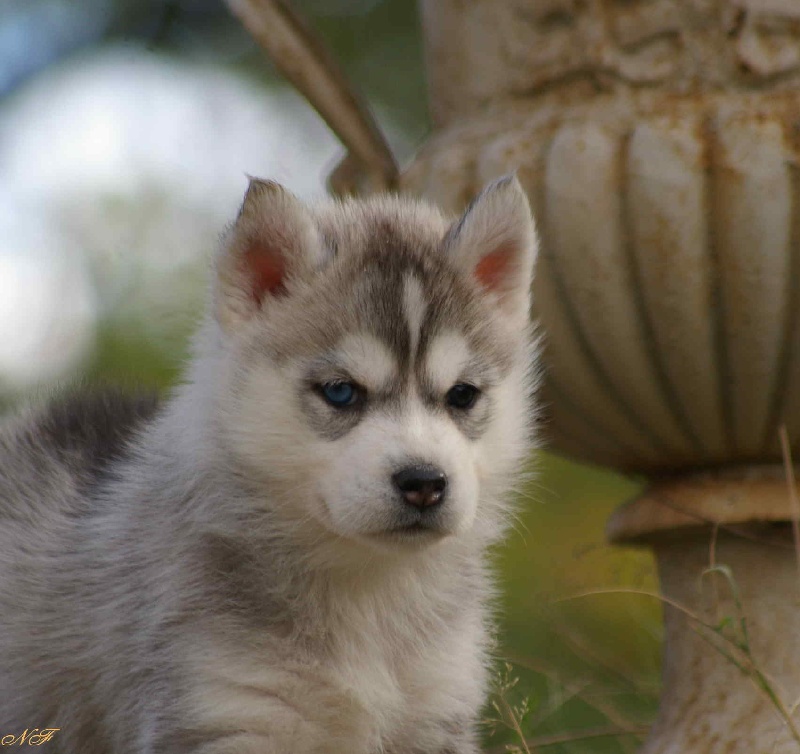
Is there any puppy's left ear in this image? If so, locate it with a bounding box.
[443,175,538,322]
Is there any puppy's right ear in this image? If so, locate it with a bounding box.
[443,175,537,324]
[214,179,324,331]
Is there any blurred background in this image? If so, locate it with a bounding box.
[0,1,660,749]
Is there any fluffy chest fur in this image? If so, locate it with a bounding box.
[181,551,489,754]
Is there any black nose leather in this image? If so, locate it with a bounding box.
[392,465,447,509]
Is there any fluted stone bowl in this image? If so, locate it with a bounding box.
[401,90,800,473]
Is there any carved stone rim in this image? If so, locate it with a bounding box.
[608,465,800,544]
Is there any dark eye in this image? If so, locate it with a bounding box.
[319,381,359,408]
[446,383,480,410]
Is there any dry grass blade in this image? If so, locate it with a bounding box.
[487,724,650,753]
[551,617,649,695]
[487,650,652,754]
[559,587,800,747]
[779,425,800,584]
[503,652,649,731]
[497,693,536,754]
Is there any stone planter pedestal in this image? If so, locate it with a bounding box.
[609,471,800,753]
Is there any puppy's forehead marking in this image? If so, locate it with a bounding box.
[402,274,426,368]
[425,332,473,390]
[336,333,398,387]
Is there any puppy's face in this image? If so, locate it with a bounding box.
[213,179,537,552]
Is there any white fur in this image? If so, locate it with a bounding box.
[337,333,398,390]
[425,332,474,393]
[402,274,426,364]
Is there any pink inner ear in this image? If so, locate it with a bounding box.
[475,241,516,294]
[244,241,287,303]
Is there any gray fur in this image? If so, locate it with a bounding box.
[0,179,539,754]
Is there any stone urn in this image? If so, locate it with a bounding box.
[227,0,800,750]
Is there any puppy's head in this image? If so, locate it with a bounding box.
[210,178,538,553]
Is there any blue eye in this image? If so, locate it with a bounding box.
[446,383,480,410]
[319,381,358,408]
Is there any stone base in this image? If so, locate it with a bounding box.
[610,469,800,753]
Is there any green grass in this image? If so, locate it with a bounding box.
[484,454,660,752]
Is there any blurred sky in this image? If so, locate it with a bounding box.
[0,0,424,391]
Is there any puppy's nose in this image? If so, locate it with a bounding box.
[392,465,447,509]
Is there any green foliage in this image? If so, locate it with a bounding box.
[483,456,660,752]
[82,322,189,389]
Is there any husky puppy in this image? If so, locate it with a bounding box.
[0,176,538,754]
